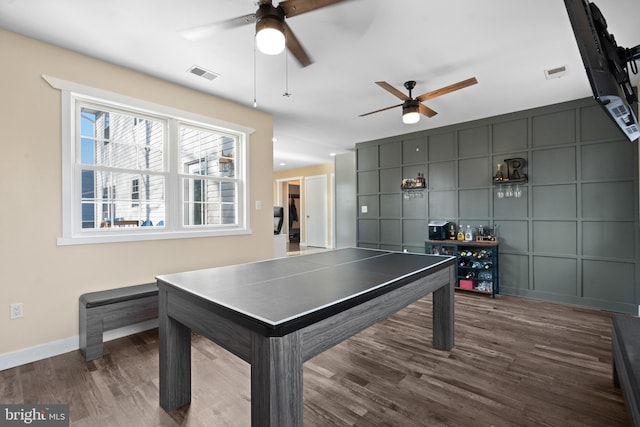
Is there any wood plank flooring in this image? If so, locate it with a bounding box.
[0,293,629,426]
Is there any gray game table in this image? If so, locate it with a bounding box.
[157,248,455,426]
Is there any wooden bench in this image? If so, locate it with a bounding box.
[612,314,640,426]
[79,283,158,361]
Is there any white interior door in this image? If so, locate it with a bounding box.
[305,175,328,248]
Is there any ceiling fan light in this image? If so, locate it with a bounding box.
[256,18,285,55]
[403,111,420,124]
[402,101,420,124]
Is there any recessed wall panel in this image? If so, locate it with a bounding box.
[403,219,427,246]
[358,170,378,194]
[459,157,490,188]
[357,146,378,170]
[429,161,455,190]
[495,220,528,252]
[493,119,528,153]
[533,221,577,255]
[428,132,455,161]
[379,168,401,193]
[532,109,576,147]
[380,219,401,244]
[379,141,401,168]
[532,185,576,218]
[499,253,529,290]
[582,182,635,220]
[494,186,528,219]
[358,195,379,218]
[358,219,378,243]
[581,140,634,180]
[380,194,401,217]
[403,194,426,219]
[583,260,635,303]
[403,137,426,164]
[533,256,577,296]
[531,147,576,184]
[459,126,489,157]
[583,221,635,259]
[459,189,489,218]
[429,190,456,219]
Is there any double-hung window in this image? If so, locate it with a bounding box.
[46,76,253,245]
[79,104,166,230]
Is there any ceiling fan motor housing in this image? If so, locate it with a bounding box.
[403,99,420,113]
[256,4,285,32]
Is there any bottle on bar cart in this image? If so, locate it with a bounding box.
[464,225,473,241]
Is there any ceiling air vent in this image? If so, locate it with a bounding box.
[544,65,567,80]
[188,66,220,81]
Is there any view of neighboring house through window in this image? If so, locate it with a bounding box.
[180,125,237,227]
[80,105,165,229]
[131,178,140,207]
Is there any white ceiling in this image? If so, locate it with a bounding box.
[1,0,639,171]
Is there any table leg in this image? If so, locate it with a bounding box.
[251,331,303,426]
[159,290,192,411]
[432,265,455,351]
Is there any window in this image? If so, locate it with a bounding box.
[180,125,237,227]
[131,178,139,207]
[80,105,165,229]
[46,75,253,245]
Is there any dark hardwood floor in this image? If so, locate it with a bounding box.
[0,293,629,426]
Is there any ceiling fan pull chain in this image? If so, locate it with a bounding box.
[253,37,258,108]
[283,46,292,97]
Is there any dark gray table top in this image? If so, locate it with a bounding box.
[156,248,454,335]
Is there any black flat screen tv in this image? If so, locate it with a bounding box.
[563,0,639,142]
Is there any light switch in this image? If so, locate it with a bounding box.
[255,200,262,210]
[361,205,368,214]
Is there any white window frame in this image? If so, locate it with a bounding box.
[43,75,254,245]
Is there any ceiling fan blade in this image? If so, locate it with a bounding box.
[416,77,478,102]
[279,0,352,18]
[419,103,438,118]
[180,13,256,41]
[375,82,410,101]
[359,103,403,117]
[284,22,313,67]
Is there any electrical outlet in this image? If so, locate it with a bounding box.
[10,303,23,320]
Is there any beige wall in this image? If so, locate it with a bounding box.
[273,163,335,246]
[0,30,274,356]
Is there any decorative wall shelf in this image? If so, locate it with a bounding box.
[401,175,426,200]
[492,177,527,185]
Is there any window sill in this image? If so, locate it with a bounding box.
[57,227,252,246]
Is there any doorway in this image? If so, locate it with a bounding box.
[276,177,302,252]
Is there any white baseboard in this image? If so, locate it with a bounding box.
[0,319,157,371]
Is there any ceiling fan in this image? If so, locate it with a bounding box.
[181,0,355,67]
[360,77,478,124]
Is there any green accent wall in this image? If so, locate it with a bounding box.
[355,97,639,313]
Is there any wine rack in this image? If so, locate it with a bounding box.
[425,239,499,298]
